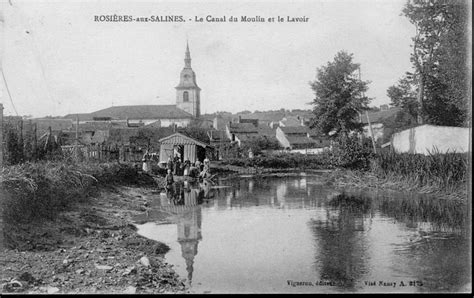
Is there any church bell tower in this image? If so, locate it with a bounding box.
[176,42,201,117]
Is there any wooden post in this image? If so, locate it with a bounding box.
[365,110,377,154]
[74,116,79,161]
[0,103,3,168]
[33,122,37,161]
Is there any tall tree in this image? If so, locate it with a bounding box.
[403,0,469,126]
[309,51,370,137]
[387,75,419,121]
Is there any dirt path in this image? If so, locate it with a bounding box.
[1,185,188,294]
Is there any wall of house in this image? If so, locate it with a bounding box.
[275,128,290,148]
[272,147,330,155]
[391,125,470,155]
[362,123,384,143]
[159,118,192,128]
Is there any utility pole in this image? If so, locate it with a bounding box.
[358,67,377,154]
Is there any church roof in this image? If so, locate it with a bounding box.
[64,105,193,121]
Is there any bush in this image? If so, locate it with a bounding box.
[329,134,375,170]
[221,152,332,169]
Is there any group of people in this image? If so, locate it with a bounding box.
[166,156,211,177]
[165,155,212,193]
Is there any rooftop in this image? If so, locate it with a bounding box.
[228,122,258,133]
[64,105,193,121]
[361,107,401,124]
[279,126,308,135]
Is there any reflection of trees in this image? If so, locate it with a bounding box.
[377,193,467,232]
[309,193,373,290]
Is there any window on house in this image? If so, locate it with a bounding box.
[183,91,189,102]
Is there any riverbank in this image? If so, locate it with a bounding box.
[321,169,468,201]
[1,184,187,294]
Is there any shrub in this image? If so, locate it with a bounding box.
[328,134,375,170]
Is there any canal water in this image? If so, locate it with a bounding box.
[134,173,471,294]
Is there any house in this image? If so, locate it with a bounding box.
[158,132,213,165]
[276,126,318,150]
[361,107,402,144]
[225,122,259,147]
[207,129,230,160]
[278,115,305,127]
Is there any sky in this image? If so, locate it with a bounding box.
[1,0,416,118]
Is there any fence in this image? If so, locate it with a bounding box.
[61,144,148,163]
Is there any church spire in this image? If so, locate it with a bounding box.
[184,41,191,68]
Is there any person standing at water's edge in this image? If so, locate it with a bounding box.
[142,150,151,173]
[165,169,175,193]
[167,157,174,173]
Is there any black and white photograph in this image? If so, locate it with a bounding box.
[0,0,471,294]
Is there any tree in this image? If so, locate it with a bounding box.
[403,0,469,126]
[241,135,281,155]
[387,75,419,122]
[309,51,370,138]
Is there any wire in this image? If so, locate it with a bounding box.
[1,68,19,116]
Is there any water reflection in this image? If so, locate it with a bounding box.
[135,175,470,293]
[152,181,211,285]
[309,194,373,290]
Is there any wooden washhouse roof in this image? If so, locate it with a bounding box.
[159,132,211,148]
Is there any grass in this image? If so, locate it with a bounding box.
[370,150,468,195]
[0,161,157,223]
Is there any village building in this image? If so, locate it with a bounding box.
[225,122,259,147]
[361,107,402,145]
[276,126,317,150]
[158,132,213,165]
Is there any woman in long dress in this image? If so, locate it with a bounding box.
[142,150,151,173]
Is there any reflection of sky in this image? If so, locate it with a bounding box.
[136,176,470,294]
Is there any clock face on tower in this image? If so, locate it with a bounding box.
[184,74,190,80]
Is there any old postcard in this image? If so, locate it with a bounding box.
[0,0,471,294]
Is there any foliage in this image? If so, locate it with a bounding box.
[2,120,66,165]
[309,51,371,138]
[241,135,281,155]
[177,126,210,144]
[0,161,155,223]
[401,0,469,126]
[3,122,25,165]
[371,149,468,190]
[328,134,375,170]
[387,76,419,121]
[222,153,332,169]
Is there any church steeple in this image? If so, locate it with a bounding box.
[184,41,191,68]
[176,41,201,118]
